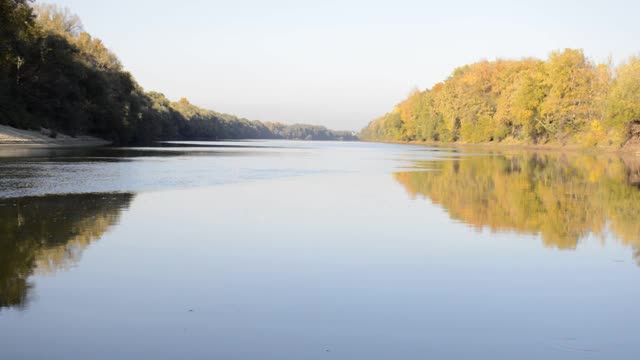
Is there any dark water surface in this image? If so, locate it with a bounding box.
[1,141,639,359]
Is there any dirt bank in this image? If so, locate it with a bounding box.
[0,124,110,147]
[368,137,640,156]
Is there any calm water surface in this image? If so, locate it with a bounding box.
[1,140,639,359]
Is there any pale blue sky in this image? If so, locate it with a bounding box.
[41,0,638,130]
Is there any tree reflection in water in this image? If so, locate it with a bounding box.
[394,152,640,258]
[0,193,134,310]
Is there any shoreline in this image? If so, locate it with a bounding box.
[0,124,110,147]
[366,138,640,156]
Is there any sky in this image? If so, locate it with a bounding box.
[40,0,640,131]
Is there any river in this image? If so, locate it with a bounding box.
[1,140,639,359]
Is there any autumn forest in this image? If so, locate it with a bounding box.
[361,49,640,149]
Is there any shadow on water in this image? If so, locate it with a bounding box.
[0,146,284,162]
[394,151,640,261]
[0,193,134,310]
[0,144,309,198]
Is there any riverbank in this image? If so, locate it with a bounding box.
[0,124,110,147]
[367,138,640,156]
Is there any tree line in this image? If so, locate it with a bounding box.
[0,1,356,144]
[360,49,640,148]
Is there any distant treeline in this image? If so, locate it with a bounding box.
[264,122,356,141]
[0,1,356,144]
[360,49,640,148]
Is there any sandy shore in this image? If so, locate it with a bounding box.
[0,124,110,147]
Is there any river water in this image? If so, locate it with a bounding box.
[1,140,639,359]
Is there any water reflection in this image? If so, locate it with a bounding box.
[0,143,328,198]
[0,193,133,310]
[394,152,640,257]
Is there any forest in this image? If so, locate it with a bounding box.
[361,49,640,148]
[0,1,356,144]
